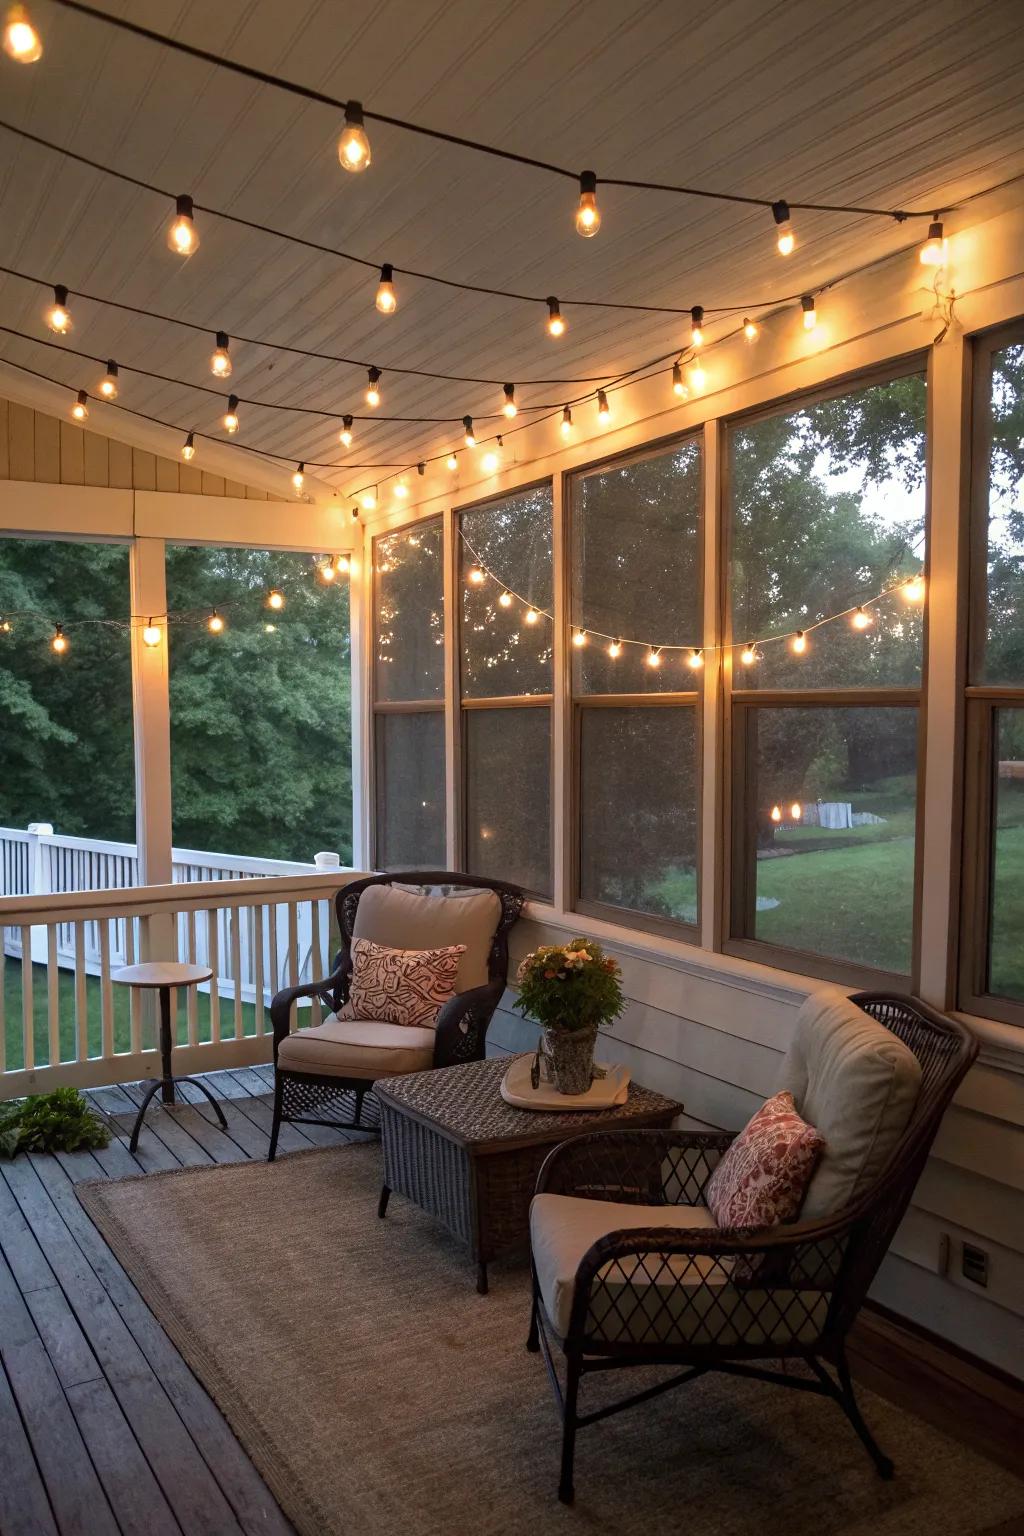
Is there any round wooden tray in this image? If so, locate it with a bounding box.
[499,1053,630,1111]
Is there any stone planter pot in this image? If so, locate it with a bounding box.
[542,1023,599,1096]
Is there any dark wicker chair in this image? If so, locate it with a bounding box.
[268,872,524,1158]
[526,991,978,1503]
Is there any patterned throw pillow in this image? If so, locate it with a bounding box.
[337,937,466,1030]
[705,1091,825,1230]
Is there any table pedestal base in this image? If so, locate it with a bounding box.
[127,982,228,1152]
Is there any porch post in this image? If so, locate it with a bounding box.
[129,533,176,995]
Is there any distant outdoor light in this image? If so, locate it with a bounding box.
[267,589,285,611]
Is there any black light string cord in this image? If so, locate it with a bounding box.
[49,0,939,224]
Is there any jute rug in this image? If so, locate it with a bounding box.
[77,1144,1024,1536]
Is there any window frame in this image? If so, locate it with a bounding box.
[720,355,931,989]
[566,432,705,941]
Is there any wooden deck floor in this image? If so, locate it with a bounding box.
[0,1063,364,1536]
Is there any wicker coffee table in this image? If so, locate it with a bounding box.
[375,1055,680,1293]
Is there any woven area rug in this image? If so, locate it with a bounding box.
[77,1144,1024,1536]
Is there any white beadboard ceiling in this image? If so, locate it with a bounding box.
[0,0,1022,502]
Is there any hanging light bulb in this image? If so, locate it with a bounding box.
[46,284,71,334]
[687,649,704,670]
[546,297,565,337]
[167,194,199,256]
[338,100,371,172]
[919,218,946,267]
[502,384,517,419]
[790,802,803,821]
[393,478,408,499]
[97,360,119,400]
[597,389,611,422]
[142,619,161,648]
[181,431,196,462]
[70,389,89,422]
[608,638,622,658]
[801,295,817,331]
[499,590,513,608]
[646,648,661,668]
[467,565,485,586]
[575,170,600,236]
[210,332,232,377]
[267,589,285,611]
[361,486,378,511]
[0,617,11,633]
[339,415,354,448]
[690,306,705,348]
[375,263,397,313]
[561,406,573,437]
[572,628,588,647]
[51,622,67,654]
[689,363,706,392]
[207,610,225,634]
[463,416,476,447]
[319,557,337,583]
[336,553,351,574]
[903,574,926,602]
[791,630,808,655]
[523,607,539,626]
[222,395,240,434]
[672,362,687,398]
[350,504,360,523]
[3,5,42,61]
[740,642,758,666]
[482,449,500,474]
[446,452,458,471]
[366,367,382,407]
[773,199,795,256]
[743,317,759,342]
[851,606,873,630]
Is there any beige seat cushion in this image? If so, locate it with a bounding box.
[277,1018,435,1080]
[777,986,921,1220]
[353,884,501,993]
[530,1193,827,1348]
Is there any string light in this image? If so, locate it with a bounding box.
[70,389,88,421]
[167,193,199,256]
[646,647,661,668]
[597,389,611,422]
[801,294,817,330]
[3,4,41,60]
[770,804,782,823]
[338,100,371,172]
[572,628,588,647]
[740,642,758,666]
[851,606,872,630]
[210,332,232,377]
[375,263,397,313]
[690,306,705,348]
[292,463,305,490]
[142,620,161,647]
[468,565,485,585]
[222,395,240,433]
[687,649,704,670]
[446,452,458,470]
[546,297,565,337]
[608,639,622,658]
[51,623,67,654]
[319,557,337,583]
[672,362,687,398]
[743,317,759,341]
[393,477,408,499]
[97,360,119,399]
[791,630,808,655]
[366,367,382,407]
[499,590,513,608]
[46,284,71,334]
[561,406,573,437]
[181,431,195,461]
[463,416,476,447]
[267,589,285,610]
[773,200,795,255]
[339,415,354,447]
[575,171,600,237]
[919,218,946,266]
[903,574,925,602]
[0,618,11,633]
[361,486,378,510]
[207,610,225,634]
[482,448,501,474]
[689,362,706,391]
[525,608,539,625]
[336,553,351,574]
[502,384,517,419]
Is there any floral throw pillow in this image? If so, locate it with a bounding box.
[337,937,466,1030]
[706,1090,825,1231]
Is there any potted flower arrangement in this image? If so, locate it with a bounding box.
[516,938,624,1095]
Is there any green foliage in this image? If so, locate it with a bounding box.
[516,938,624,1032]
[0,1087,111,1157]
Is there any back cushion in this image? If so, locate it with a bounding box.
[353,884,501,993]
[778,987,922,1220]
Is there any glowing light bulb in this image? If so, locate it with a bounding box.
[740,642,758,666]
[463,416,476,448]
[851,607,872,630]
[70,389,88,422]
[525,608,539,625]
[0,618,11,633]
[672,362,687,398]
[375,263,397,313]
[366,367,381,407]
[336,554,351,574]
[597,389,611,422]
[903,574,925,603]
[142,620,161,648]
[51,623,67,654]
[267,589,285,611]
[319,558,337,583]
[181,431,196,461]
[919,218,946,267]
[689,363,706,392]
[773,199,795,256]
[468,566,485,586]
[335,415,353,449]
[207,610,225,634]
[575,170,600,236]
[222,395,240,434]
[482,450,500,474]
[687,649,704,670]
[546,296,565,336]
[446,452,458,471]
[743,317,759,341]
[791,630,808,655]
[264,623,277,633]
[690,306,705,348]
[646,648,661,668]
[46,284,71,334]
[210,332,232,377]
[790,802,802,821]
[561,406,573,437]
[292,464,305,491]
[499,591,513,608]
[801,295,817,331]
[167,194,199,256]
[338,100,371,172]
[572,628,587,647]
[393,480,409,501]
[608,639,622,658]
[770,804,782,823]
[97,360,119,400]
[501,383,517,420]
[3,5,41,61]
[360,487,378,511]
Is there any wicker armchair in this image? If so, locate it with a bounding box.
[268,872,524,1158]
[526,991,977,1504]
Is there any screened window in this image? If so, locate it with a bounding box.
[373,520,445,869]
[459,486,552,895]
[570,439,703,931]
[727,367,927,982]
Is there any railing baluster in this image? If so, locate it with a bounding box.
[230,904,243,1041]
[47,925,60,1066]
[99,920,114,1059]
[208,909,220,1044]
[287,902,299,992]
[74,921,88,1061]
[269,903,280,1000]
[253,904,265,1036]
[126,915,141,1056]
[20,925,33,1071]
[185,909,198,1046]
[309,899,323,1027]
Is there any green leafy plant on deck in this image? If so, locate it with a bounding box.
[0,1087,111,1157]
